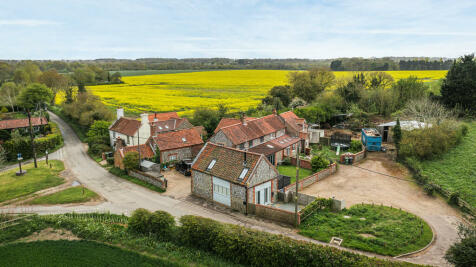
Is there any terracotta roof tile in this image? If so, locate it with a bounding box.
[218,114,285,145]
[214,117,255,133]
[248,134,300,156]
[151,118,189,134]
[0,117,48,130]
[120,144,155,159]
[109,117,141,136]
[192,143,264,185]
[152,126,204,151]
[148,112,179,123]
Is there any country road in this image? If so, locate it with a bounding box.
[0,111,459,266]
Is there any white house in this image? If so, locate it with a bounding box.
[109,108,151,147]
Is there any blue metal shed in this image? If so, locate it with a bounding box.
[361,128,382,151]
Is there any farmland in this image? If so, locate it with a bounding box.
[87,70,447,116]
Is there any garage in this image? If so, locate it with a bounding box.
[212,176,231,206]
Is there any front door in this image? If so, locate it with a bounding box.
[267,154,275,165]
[255,181,271,205]
[383,126,389,142]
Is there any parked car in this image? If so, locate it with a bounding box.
[175,159,193,176]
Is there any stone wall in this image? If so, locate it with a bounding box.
[248,159,279,187]
[231,183,246,213]
[191,170,212,200]
[128,170,166,190]
[248,203,298,225]
[283,163,337,192]
[339,149,366,164]
[209,131,233,147]
[161,147,192,163]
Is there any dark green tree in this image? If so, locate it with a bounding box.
[445,224,476,267]
[269,85,293,107]
[72,67,95,92]
[17,83,53,168]
[391,76,427,109]
[441,54,476,113]
[123,151,140,171]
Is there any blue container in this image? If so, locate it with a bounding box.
[361,128,382,151]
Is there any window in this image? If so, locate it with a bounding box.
[271,132,276,138]
[239,143,245,150]
[182,137,187,142]
[127,136,130,144]
[169,154,177,161]
[158,126,163,130]
[165,125,169,129]
[264,188,268,203]
[238,168,249,180]
[207,159,217,170]
[286,148,290,155]
[213,184,230,196]
[260,136,264,143]
[113,132,116,138]
[248,140,253,147]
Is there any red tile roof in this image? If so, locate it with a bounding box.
[280,111,306,132]
[148,112,179,123]
[192,143,264,185]
[218,114,285,145]
[120,144,155,159]
[152,126,204,151]
[151,118,190,134]
[0,117,48,130]
[248,134,300,156]
[214,117,255,134]
[109,117,141,136]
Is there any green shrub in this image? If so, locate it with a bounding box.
[423,184,435,196]
[311,155,329,173]
[349,140,363,153]
[128,209,175,240]
[89,144,111,156]
[445,224,476,267]
[123,152,139,171]
[282,157,291,166]
[449,192,460,205]
[106,157,114,165]
[461,123,469,136]
[128,208,152,235]
[178,215,404,267]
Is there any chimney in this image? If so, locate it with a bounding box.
[273,109,277,115]
[241,113,247,126]
[115,137,124,149]
[116,108,124,120]
[140,113,149,125]
[243,151,247,166]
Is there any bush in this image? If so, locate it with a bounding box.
[106,157,114,165]
[178,215,401,267]
[89,144,111,156]
[123,151,139,171]
[423,184,435,196]
[445,224,476,267]
[449,192,460,205]
[282,157,291,166]
[128,209,175,240]
[461,123,469,136]
[349,140,363,153]
[311,155,329,173]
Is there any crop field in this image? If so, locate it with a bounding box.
[87,70,447,116]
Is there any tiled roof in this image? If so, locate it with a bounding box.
[109,117,141,136]
[152,126,204,151]
[120,144,155,159]
[249,134,300,156]
[280,111,306,133]
[148,112,179,123]
[192,143,263,185]
[152,118,190,134]
[218,114,285,145]
[214,117,255,134]
[0,117,48,130]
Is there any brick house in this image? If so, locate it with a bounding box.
[147,126,205,163]
[0,117,48,134]
[209,110,309,165]
[113,137,155,170]
[191,143,279,213]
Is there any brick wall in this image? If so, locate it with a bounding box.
[248,203,298,225]
[290,157,312,169]
[339,149,366,164]
[128,170,166,190]
[283,163,337,192]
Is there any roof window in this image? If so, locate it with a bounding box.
[207,159,217,171]
[182,137,187,142]
[238,168,249,180]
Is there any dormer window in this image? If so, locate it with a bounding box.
[207,159,217,171]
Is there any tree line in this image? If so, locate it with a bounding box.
[330,58,453,71]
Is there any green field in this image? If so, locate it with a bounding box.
[28,186,98,205]
[0,240,174,267]
[299,204,433,256]
[277,165,313,184]
[0,160,65,203]
[419,122,476,207]
[84,70,447,116]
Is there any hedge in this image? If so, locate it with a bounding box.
[178,215,415,267]
[3,122,63,161]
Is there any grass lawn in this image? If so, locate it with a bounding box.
[28,186,99,205]
[311,145,340,162]
[0,240,176,267]
[299,204,433,256]
[108,167,165,193]
[419,121,476,207]
[0,160,65,203]
[277,165,313,184]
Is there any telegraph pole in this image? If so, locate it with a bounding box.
[294,144,300,227]
[27,109,38,168]
[137,125,141,170]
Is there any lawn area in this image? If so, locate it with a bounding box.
[0,240,175,267]
[277,165,313,184]
[28,186,98,205]
[299,204,433,256]
[108,167,165,193]
[419,121,476,207]
[311,145,340,162]
[0,160,65,203]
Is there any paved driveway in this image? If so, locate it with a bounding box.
[301,153,464,267]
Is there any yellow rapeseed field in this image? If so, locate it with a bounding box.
[86,70,447,116]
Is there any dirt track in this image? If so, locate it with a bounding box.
[301,153,463,267]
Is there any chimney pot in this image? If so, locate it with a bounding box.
[116,108,124,120]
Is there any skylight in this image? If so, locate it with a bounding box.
[158,126,163,130]
[182,137,187,142]
[239,168,249,180]
[207,159,216,170]
[165,125,169,129]
[267,144,274,148]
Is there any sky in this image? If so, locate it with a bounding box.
[0,0,475,59]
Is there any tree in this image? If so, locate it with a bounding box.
[190,108,220,138]
[441,54,476,113]
[111,72,122,83]
[0,144,6,168]
[391,76,427,109]
[288,68,335,103]
[86,120,111,150]
[0,62,12,84]
[123,151,140,171]
[0,82,21,112]
[393,118,402,148]
[308,68,336,93]
[445,224,476,267]
[311,155,330,173]
[367,72,394,89]
[269,85,293,107]
[72,67,95,92]
[289,97,306,109]
[336,74,365,105]
[38,69,69,105]
[62,92,114,127]
[401,98,454,124]
[17,83,53,168]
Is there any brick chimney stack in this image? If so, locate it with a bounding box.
[115,137,124,150]
[241,113,247,126]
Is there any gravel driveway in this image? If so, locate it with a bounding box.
[301,153,463,267]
